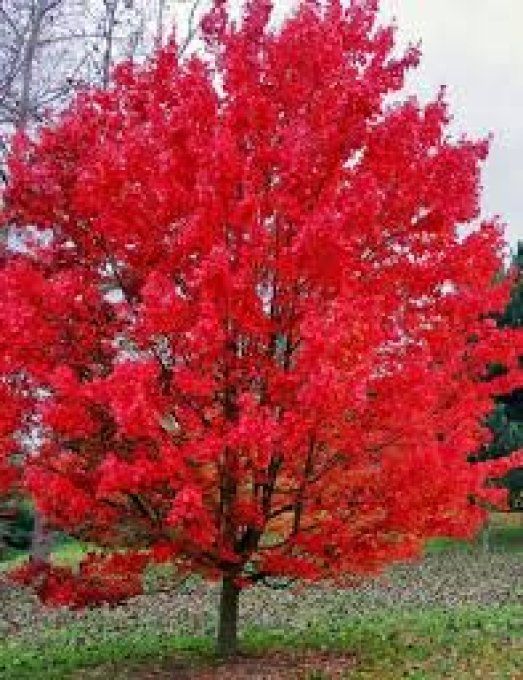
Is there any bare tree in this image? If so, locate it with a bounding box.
[90,0,207,84]
[0,1,83,129]
[0,0,207,131]
[0,0,103,186]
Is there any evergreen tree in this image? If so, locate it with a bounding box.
[471,242,523,511]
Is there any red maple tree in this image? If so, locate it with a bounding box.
[1,0,521,655]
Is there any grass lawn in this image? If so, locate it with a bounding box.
[1,516,521,678]
[0,539,92,571]
[0,604,521,679]
[425,514,523,555]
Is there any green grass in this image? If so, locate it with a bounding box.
[278,606,523,679]
[1,523,521,677]
[425,521,523,555]
[47,540,93,566]
[0,626,213,679]
[424,537,475,555]
[486,523,523,550]
[0,605,521,679]
[0,539,92,572]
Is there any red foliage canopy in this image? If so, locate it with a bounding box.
[1,0,521,605]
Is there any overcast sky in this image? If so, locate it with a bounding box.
[380,0,522,248]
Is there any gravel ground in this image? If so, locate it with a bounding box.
[1,550,521,643]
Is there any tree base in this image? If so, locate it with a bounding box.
[216,576,240,656]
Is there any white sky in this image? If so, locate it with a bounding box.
[380,0,522,248]
[174,0,522,248]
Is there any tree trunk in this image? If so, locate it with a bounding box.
[217,575,240,656]
[481,515,491,554]
[30,511,52,563]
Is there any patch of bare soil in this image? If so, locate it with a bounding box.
[75,650,357,679]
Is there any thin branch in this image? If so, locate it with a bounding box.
[178,0,203,57]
